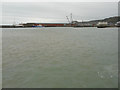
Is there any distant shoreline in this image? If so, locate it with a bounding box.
[1,16,120,28]
[0,26,120,28]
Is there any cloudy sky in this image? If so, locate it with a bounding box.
[2,2,118,24]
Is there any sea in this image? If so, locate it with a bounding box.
[2,27,118,88]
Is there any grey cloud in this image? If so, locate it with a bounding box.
[2,2,118,24]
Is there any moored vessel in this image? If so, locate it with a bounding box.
[97,22,108,28]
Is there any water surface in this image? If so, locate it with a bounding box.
[2,27,118,88]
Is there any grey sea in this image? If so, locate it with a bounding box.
[2,27,118,88]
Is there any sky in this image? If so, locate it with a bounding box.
[1,1,118,24]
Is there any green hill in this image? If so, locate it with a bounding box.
[88,16,120,24]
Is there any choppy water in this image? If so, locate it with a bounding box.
[2,27,118,88]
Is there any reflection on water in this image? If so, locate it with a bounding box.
[2,27,118,88]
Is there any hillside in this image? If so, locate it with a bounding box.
[88,16,120,24]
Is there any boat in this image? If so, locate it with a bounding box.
[97,22,108,28]
[32,24,43,28]
[115,21,120,27]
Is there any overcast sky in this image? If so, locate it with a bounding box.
[2,2,118,24]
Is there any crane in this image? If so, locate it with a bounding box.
[70,13,73,23]
[66,16,71,24]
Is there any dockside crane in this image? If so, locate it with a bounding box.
[66,16,71,24]
[66,13,74,26]
[70,13,73,23]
